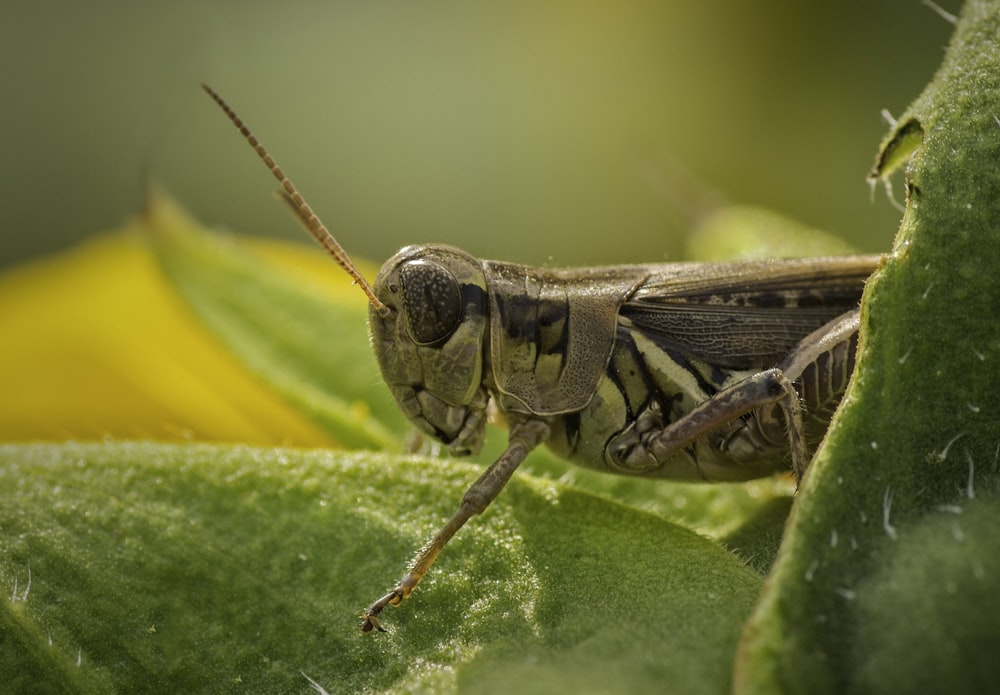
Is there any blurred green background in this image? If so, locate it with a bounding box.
[1,0,953,270]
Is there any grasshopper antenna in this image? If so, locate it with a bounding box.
[201,83,390,317]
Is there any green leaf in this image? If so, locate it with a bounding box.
[736,3,1000,693]
[144,197,407,450]
[684,205,857,261]
[1,442,762,694]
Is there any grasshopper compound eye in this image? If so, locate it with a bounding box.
[399,260,462,345]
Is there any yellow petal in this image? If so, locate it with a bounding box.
[0,207,337,446]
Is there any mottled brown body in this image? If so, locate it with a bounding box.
[372,245,874,485]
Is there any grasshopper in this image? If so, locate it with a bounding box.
[202,85,880,633]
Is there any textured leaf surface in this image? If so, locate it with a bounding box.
[736,3,1000,692]
[0,442,762,694]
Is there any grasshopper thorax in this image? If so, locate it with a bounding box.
[370,244,491,455]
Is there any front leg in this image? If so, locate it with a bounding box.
[361,418,550,633]
[607,368,807,482]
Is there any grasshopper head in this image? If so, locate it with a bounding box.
[200,85,490,455]
[370,245,490,455]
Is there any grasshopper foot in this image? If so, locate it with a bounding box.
[360,588,406,633]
